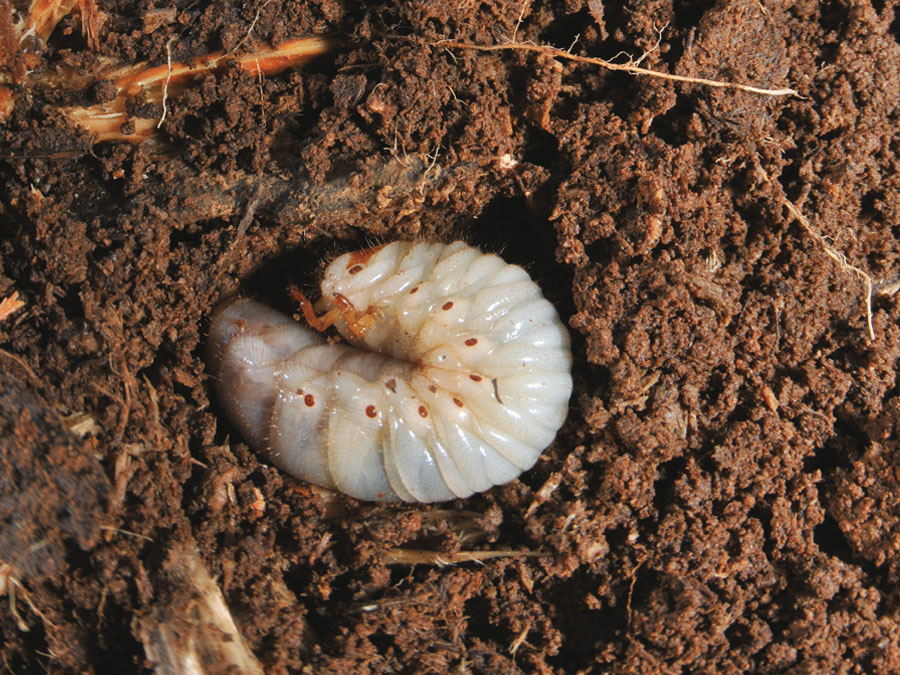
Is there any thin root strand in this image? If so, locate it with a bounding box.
[439,40,798,97]
[783,198,876,341]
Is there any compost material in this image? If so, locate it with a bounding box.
[2,0,900,671]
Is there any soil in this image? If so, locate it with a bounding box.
[2,0,900,671]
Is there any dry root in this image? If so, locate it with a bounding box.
[1,0,334,136]
[0,561,53,633]
[64,35,334,142]
[1,0,103,90]
[22,0,104,49]
[385,547,541,566]
[439,28,797,98]
[782,198,876,341]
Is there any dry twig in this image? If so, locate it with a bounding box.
[18,0,104,49]
[0,291,24,321]
[509,623,531,657]
[386,547,541,566]
[64,35,335,142]
[138,545,264,675]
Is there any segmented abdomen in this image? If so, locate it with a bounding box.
[208,241,573,502]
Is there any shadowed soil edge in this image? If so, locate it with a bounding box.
[2,0,900,671]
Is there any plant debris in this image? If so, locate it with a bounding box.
[2,0,900,671]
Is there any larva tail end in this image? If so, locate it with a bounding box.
[207,297,255,371]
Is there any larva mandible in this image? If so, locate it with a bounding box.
[208,241,573,502]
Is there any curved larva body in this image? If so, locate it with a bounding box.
[208,241,573,502]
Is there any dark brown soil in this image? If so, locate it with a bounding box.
[3,0,900,671]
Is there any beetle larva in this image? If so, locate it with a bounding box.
[208,241,573,502]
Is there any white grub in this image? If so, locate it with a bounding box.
[208,241,573,502]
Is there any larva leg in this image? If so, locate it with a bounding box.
[290,286,338,331]
[332,293,380,338]
[290,287,377,338]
